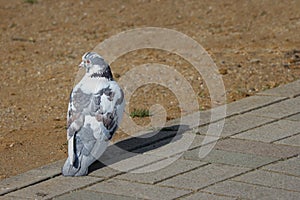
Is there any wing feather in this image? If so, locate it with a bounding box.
[93,81,125,140]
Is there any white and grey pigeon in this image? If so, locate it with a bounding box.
[62,52,125,176]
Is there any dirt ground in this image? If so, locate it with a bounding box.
[0,0,300,179]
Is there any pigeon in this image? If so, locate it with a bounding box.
[62,52,125,176]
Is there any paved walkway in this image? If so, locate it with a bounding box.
[1,80,300,200]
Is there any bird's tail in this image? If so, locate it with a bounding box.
[62,135,109,177]
[62,154,96,176]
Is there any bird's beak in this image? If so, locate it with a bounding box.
[79,62,84,68]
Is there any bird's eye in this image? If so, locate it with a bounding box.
[87,60,90,64]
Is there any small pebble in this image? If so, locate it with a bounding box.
[219,68,228,75]
[250,58,261,64]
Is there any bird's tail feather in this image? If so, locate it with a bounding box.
[62,138,109,176]
[62,154,96,176]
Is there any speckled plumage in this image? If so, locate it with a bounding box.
[62,52,125,176]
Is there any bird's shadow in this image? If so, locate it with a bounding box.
[88,124,189,173]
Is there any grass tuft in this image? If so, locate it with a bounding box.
[24,0,38,4]
[130,108,150,118]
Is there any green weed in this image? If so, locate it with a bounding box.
[24,0,38,4]
[130,108,150,118]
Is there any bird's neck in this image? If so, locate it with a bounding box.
[87,67,113,81]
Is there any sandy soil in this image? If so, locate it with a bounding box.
[0,0,299,179]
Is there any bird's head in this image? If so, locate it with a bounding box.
[79,52,113,80]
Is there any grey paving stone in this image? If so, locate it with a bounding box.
[215,138,300,158]
[0,195,32,200]
[226,95,286,116]
[99,129,197,165]
[165,108,225,140]
[88,162,123,178]
[116,158,207,184]
[188,134,220,150]
[166,105,228,130]
[182,191,236,200]
[248,96,300,119]
[140,132,220,158]
[262,156,300,177]
[158,163,248,190]
[140,133,195,157]
[197,113,274,137]
[203,180,300,200]
[99,130,180,162]
[275,133,300,147]
[93,140,168,173]
[233,170,300,192]
[53,190,142,200]
[232,120,300,142]
[183,149,278,168]
[127,156,181,174]
[5,176,101,200]
[285,113,300,121]
[194,95,285,125]
[257,79,300,97]
[101,153,166,173]
[0,160,64,195]
[167,109,212,128]
[86,179,190,200]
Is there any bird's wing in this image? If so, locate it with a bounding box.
[66,87,92,164]
[91,81,125,140]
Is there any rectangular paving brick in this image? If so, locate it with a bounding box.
[100,130,179,160]
[140,131,219,158]
[188,134,220,150]
[53,190,142,200]
[197,113,274,137]
[0,195,32,200]
[128,156,181,174]
[116,158,207,184]
[262,156,300,177]
[0,160,64,195]
[166,109,212,129]
[5,176,101,200]
[215,138,300,158]
[203,180,300,200]
[257,79,300,97]
[285,113,300,121]
[86,179,190,200]
[226,95,286,116]
[103,153,165,172]
[182,109,213,127]
[158,163,248,190]
[182,191,236,200]
[233,120,300,142]
[248,96,300,119]
[194,95,285,124]
[141,133,195,157]
[275,133,300,147]
[233,170,300,192]
[96,145,167,173]
[183,149,278,168]
[88,162,123,178]
[103,130,185,161]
